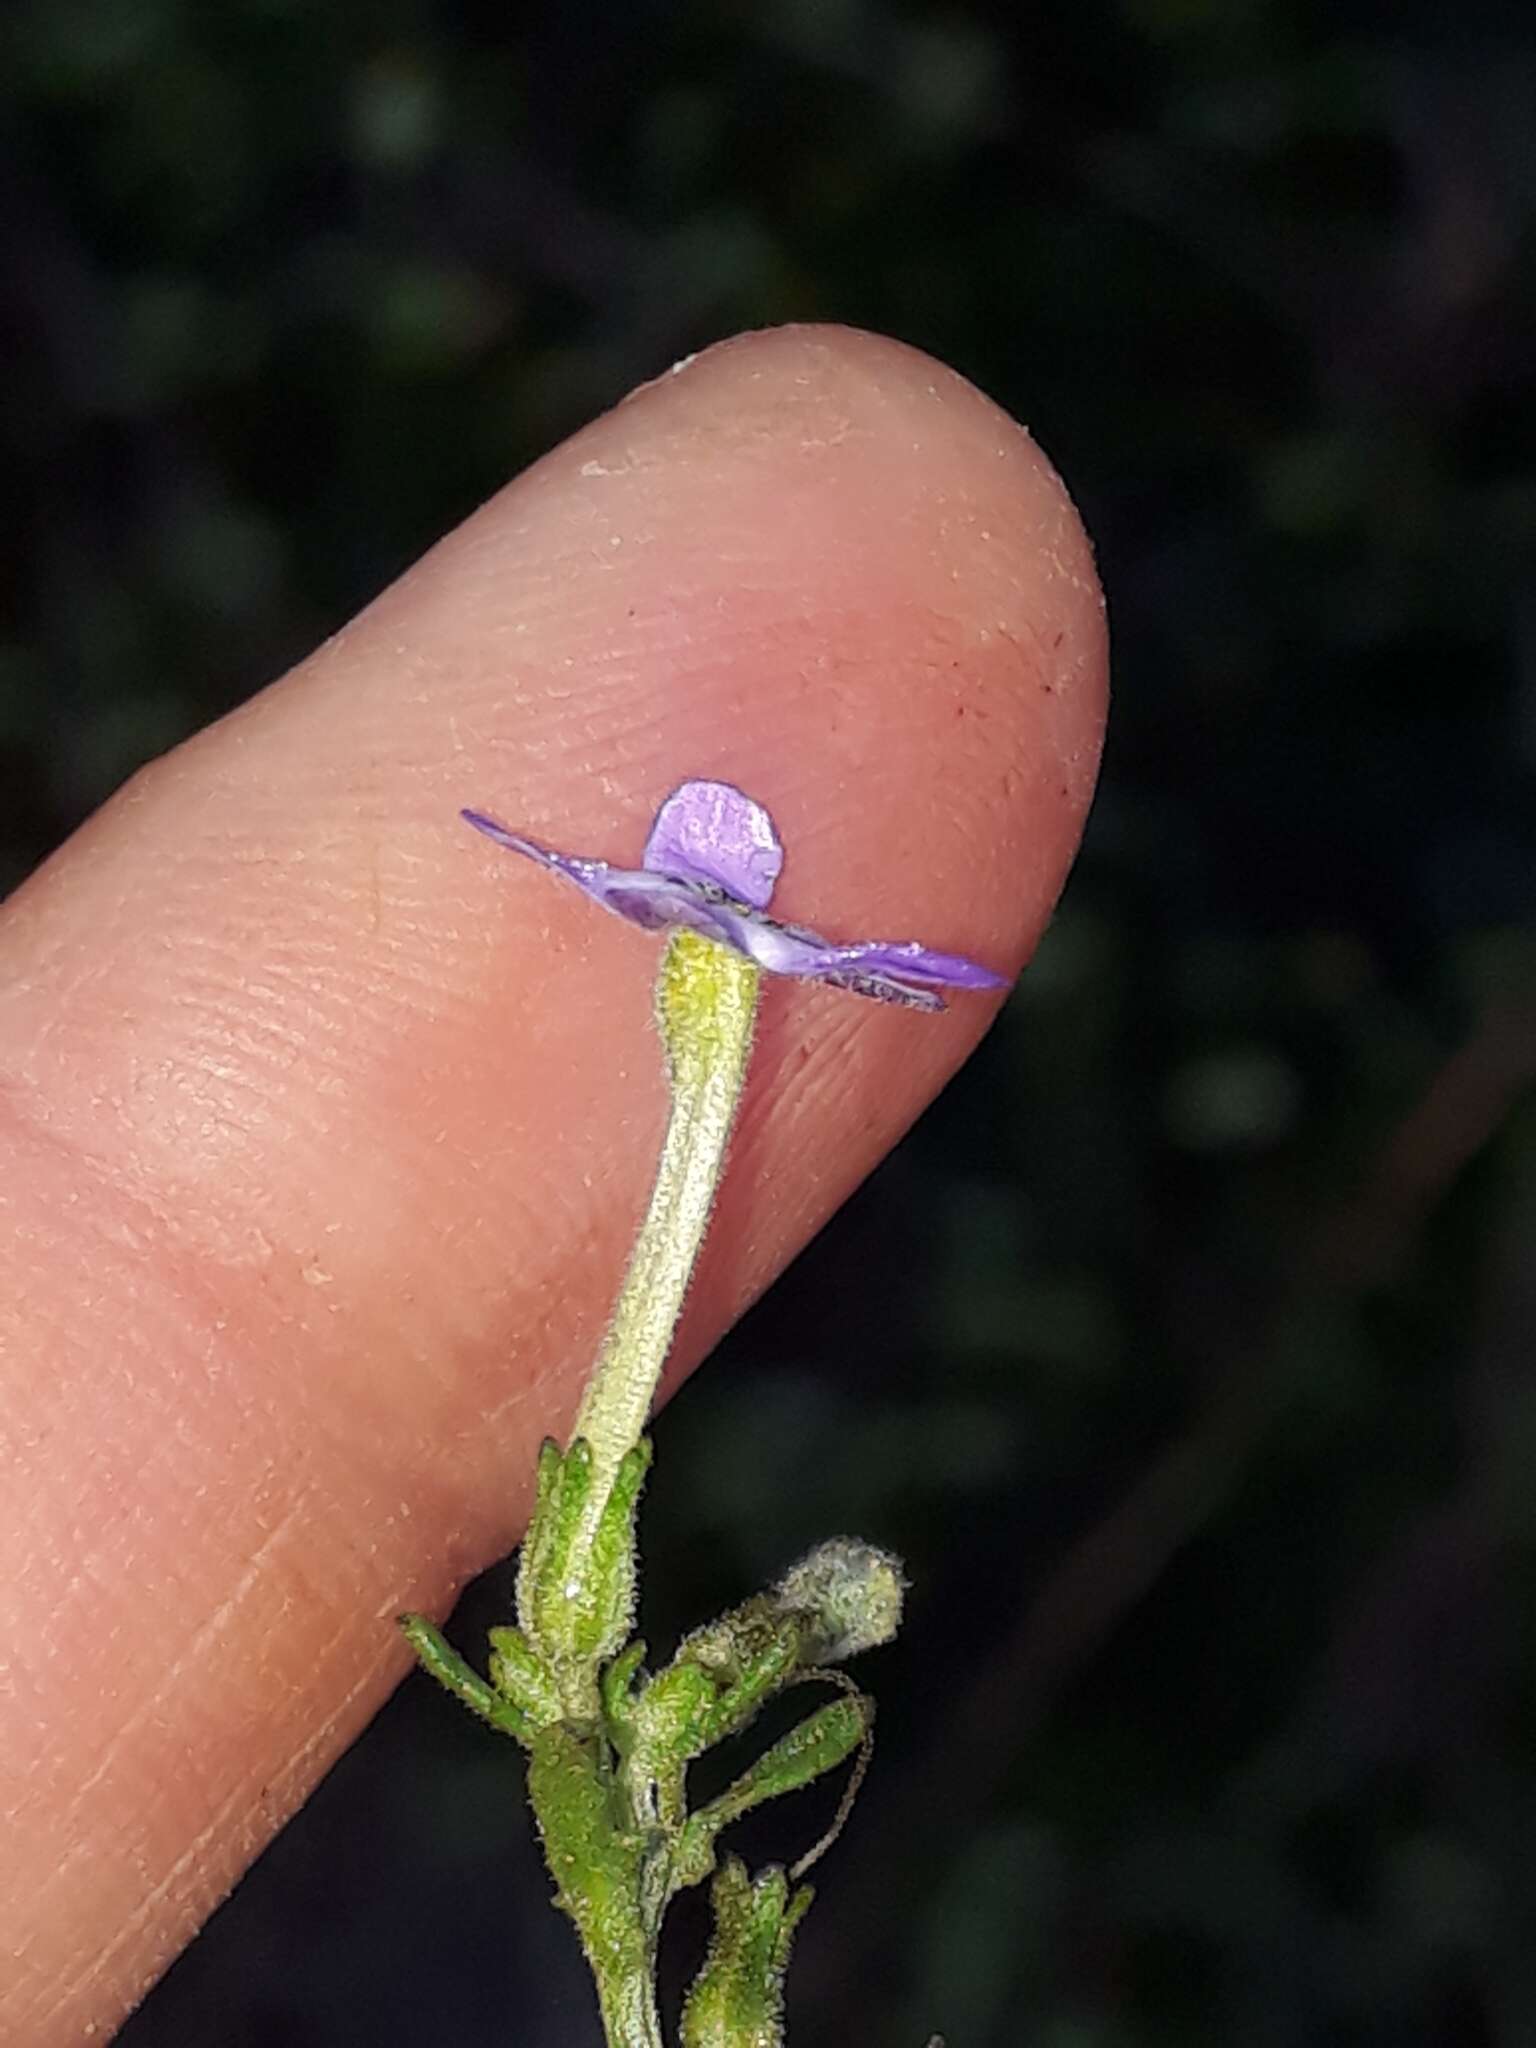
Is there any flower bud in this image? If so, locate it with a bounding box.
[679,1857,811,2048]
[771,1539,905,1665]
[516,1435,651,1695]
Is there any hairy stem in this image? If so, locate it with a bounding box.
[574,929,759,1501]
[526,1724,664,2048]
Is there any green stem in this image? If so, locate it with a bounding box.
[595,1954,666,2048]
[527,1723,663,2048]
[573,929,759,1503]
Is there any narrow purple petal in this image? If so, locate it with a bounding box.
[460,809,599,882]
[642,781,783,910]
[819,969,949,1012]
[710,908,1007,1010]
[461,806,625,909]
[582,872,699,932]
[464,808,724,937]
[812,940,1010,991]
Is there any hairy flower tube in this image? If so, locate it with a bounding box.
[401,780,1004,2048]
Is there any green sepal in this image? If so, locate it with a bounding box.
[398,1613,534,1745]
[689,1633,802,1750]
[677,1593,803,1693]
[600,1637,648,1748]
[674,1693,870,1888]
[679,1857,813,2048]
[632,1657,719,1756]
[515,1436,567,1617]
[516,1435,653,1687]
[487,1624,561,1726]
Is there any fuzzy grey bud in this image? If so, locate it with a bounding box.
[771,1539,905,1665]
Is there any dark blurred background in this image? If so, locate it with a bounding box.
[4,1,1534,2043]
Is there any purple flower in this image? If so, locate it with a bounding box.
[462,781,1008,1012]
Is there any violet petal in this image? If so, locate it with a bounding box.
[812,940,1009,991]
[463,812,683,928]
[460,809,605,888]
[696,904,1005,1010]
[642,780,783,910]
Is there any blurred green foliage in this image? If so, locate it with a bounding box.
[4,1,1534,2044]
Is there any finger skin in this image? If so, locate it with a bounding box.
[0,325,1106,2039]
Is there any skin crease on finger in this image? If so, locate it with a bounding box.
[0,324,1107,2040]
